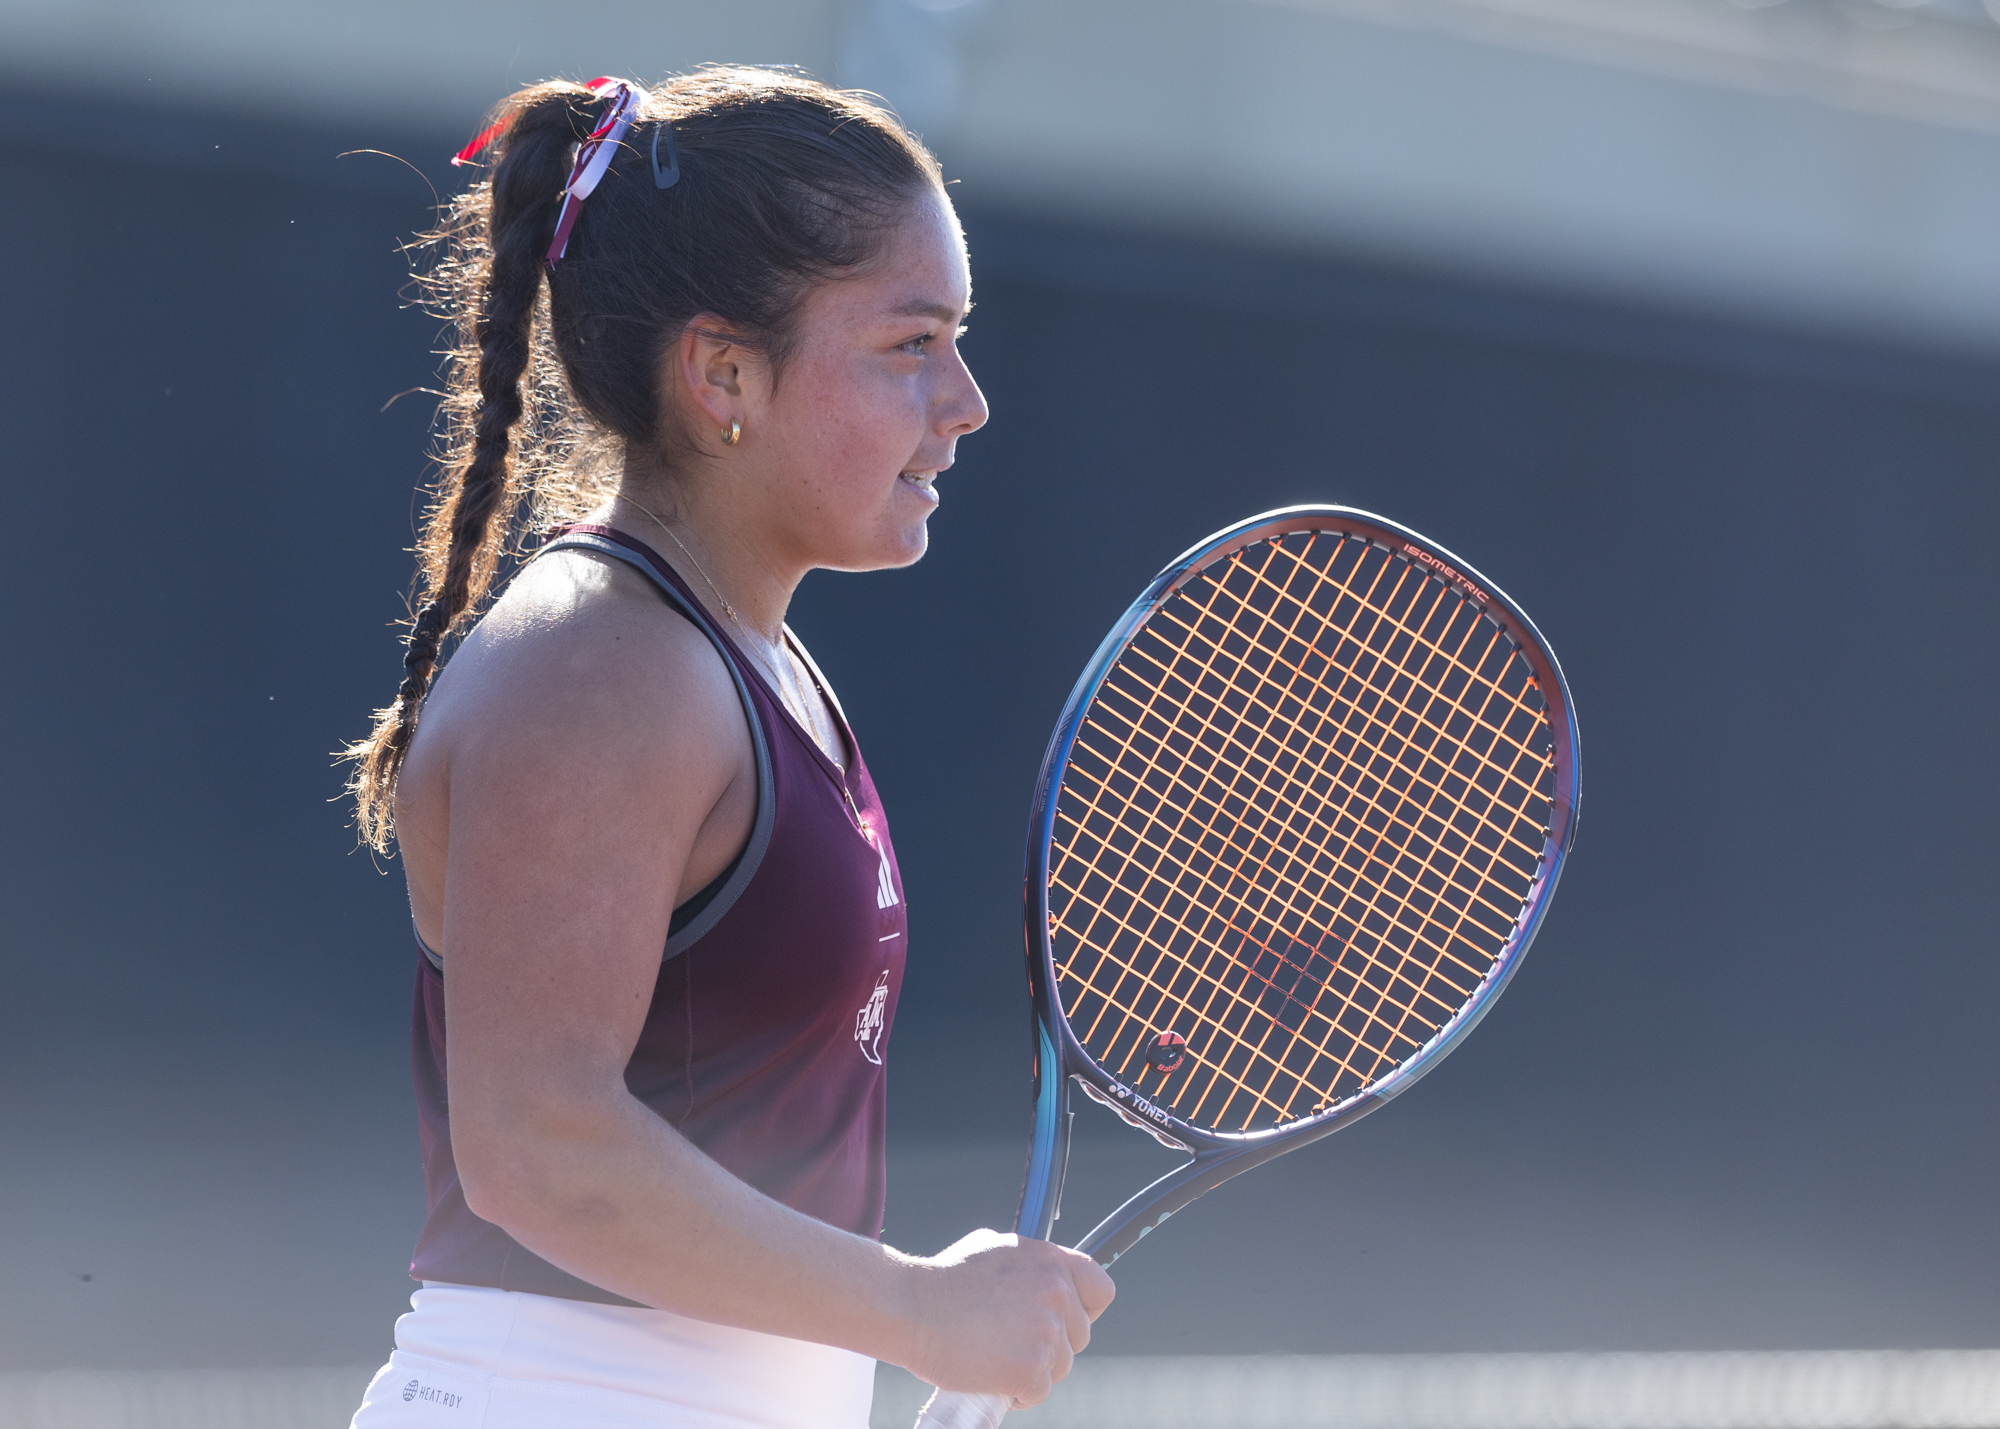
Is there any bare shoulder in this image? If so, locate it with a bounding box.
[444,551,735,733]
[395,548,754,924]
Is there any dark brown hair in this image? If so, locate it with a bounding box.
[344,66,942,851]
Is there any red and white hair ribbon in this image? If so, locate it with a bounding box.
[449,77,649,268]
[544,78,647,266]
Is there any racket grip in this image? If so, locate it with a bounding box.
[913,1389,1010,1428]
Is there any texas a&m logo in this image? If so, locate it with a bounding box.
[855,969,889,1065]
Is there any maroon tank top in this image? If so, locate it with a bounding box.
[406,525,908,1306]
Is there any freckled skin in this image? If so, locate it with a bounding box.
[753,187,983,572]
[632,184,988,631]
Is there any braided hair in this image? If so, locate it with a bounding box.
[343,68,941,851]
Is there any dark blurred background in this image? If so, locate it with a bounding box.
[1,0,1996,1383]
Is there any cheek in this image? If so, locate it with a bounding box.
[794,372,924,476]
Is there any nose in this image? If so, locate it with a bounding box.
[935,343,990,441]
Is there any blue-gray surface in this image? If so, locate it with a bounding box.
[0,85,1994,1375]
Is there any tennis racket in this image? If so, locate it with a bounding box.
[914,506,1581,1429]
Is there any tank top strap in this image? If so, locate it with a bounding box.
[536,524,776,960]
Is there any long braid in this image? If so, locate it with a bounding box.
[345,85,597,851]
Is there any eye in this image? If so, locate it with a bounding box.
[899,325,967,355]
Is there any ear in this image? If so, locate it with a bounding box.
[672,318,754,439]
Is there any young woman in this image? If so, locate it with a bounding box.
[343,68,1113,1428]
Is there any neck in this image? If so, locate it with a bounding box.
[605,480,800,647]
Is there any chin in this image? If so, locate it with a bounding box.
[884,522,929,569]
[827,521,929,574]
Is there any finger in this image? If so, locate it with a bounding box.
[1061,1286,1092,1355]
[1047,1322,1079,1383]
[941,1227,1013,1262]
[1010,1378,1051,1409]
[1066,1251,1117,1320]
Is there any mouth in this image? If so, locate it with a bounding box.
[899,471,940,503]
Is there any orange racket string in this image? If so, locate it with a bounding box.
[1059,692,1519,1120]
[1051,759,1313,1110]
[1053,537,1546,1127]
[1167,545,1550,937]
[1069,650,1493,1118]
[1051,565,1294,1059]
[1052,726,1465,1108]
[1080,545,1539,1007]
[1137,557,1546,898]
[1155,554,1552,866]
[1218,580,1551,854]
[1050,855,1295,1118]
[1232,538,1546,767]
[1054,675,1446,1114]
[1105,590,1537,964]
[1237,579,1555,849]
[1054,541,1387,1086]
[1051,623,1353,1119]
[1050,533,1556,1131]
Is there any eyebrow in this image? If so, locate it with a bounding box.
[890,299,973,323]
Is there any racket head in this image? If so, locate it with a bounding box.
[1015,507,1579,1244]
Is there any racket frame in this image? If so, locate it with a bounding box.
[1011,505,1581,1264]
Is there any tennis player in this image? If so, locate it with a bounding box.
[343,68,1113,1428]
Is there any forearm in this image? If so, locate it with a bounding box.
[460,1092,921,1363]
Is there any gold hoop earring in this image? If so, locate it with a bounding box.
[721,419,741,446]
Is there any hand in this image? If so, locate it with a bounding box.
[893,1229,1115,1406]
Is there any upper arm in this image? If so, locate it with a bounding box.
[409,562,754,1178]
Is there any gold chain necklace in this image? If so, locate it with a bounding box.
[612,495,845,772]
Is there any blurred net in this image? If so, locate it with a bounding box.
[6,1353,1993,1429]
[0,1366,376,1429]
[870,1352,2000,1429]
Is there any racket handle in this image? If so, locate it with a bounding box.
[913,1389,1010,1429]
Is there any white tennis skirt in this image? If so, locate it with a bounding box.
[349,1283,877,1428]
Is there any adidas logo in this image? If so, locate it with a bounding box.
[863,822,899,909]
[875,843,899,909]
